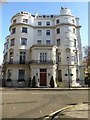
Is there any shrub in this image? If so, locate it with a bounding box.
[29,77,31,87]
[7,79,12,82]
[50,76,54,88]
[32,76,36,88]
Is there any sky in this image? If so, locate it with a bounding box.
[0,1,88,65]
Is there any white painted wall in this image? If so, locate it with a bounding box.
[3,8,84,87]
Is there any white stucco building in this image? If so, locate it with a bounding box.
[2,7,84,87]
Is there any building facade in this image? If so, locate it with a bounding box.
[0,66,2,86]
[2,7,84,87]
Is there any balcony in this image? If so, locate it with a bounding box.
[3,60,57,65]
[3,61,29,65]
[30,60,56,64]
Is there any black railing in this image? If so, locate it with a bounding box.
[4,60,56,65]
[30,60,55,64]
[4,61,29,65]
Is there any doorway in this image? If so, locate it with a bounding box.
[40,69,47,86]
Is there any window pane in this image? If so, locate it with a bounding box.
[19,51,26,63]
[21,38,27,45]
[73,28,75,33]
[11,28,16,34]
[56,19,59,24]
[46,30,50,35]
[46,40,50,45]
[7,69,12,79]
[18,70,25,79]
[38,22,42,26]
[37,30,42,36]
[11,38,15,46]
[13,19,16,24]
[23,19,28,23]
[46,21,50,26]
[40,53,47,62]
[22,27,27,33]
[57,39,60,46]
[58,70,62,82]
[9,52,13,62]
[74,39,76,47]
[72,19,74,23]
[37,40,42,44]
[56,28,60,34]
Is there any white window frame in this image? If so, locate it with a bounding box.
[37,30,42,36]
[38,22,42,26]
[23,19,28,23]
[56,28,60,34]
[57,39,60,46]
[46,21,50,26]
[10,38,15,46]
[56,19,59,24]
[46,30,50,35]
[21,38,27,45]
[37,40,42,44]
[46,40,50,45]
[22,27,27,33]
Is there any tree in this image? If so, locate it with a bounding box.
[83,46,90,86]
[50,76,54,88]
[32,76,36,88]
[83,46,90,66]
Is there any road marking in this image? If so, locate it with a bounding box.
[31,92,66,95]
[2,93,21,95]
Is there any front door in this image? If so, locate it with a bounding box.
[40,69,47,86]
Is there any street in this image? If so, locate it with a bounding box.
[1,88,89,119]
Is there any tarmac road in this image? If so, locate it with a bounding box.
[1,88,89,119]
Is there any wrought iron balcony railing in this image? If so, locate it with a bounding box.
[3,61,29,65]
[3,60,56,65]
[30,60,55,64]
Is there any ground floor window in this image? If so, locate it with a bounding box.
[7,69,12,79]
[58,70,62,82]
[18,70,25,80]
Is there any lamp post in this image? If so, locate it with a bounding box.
[67,56,70,89]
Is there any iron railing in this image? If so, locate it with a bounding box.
[3,60,56,65]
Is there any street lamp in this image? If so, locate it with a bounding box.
[65,48,72,89]
[67,56,70,89]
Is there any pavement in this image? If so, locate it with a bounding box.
[43,102,89,120]
[0,87,90,91]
